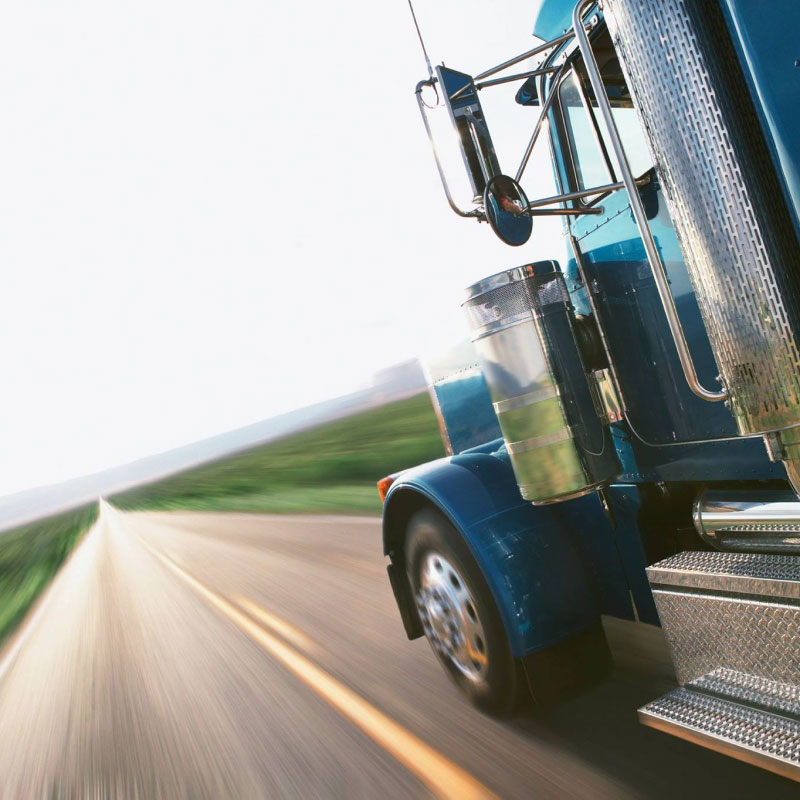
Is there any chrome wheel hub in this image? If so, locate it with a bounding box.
[416,552,488,681]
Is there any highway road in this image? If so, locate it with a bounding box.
[0,504,796,799]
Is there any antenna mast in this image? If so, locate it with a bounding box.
[407,0,434,80]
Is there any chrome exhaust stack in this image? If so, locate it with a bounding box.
[604,0,800,496]
[694,489,800,554]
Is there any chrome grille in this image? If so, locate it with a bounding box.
[462,280,535,330]
[463,273,569,335]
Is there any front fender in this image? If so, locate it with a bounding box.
[383,450,609,657]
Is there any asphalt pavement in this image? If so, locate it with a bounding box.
[0,503,795,799]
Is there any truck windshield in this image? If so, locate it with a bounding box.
[558,28,653,195]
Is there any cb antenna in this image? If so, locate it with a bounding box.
[407,0,434,80]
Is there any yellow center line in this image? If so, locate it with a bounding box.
[137,537,497,800]
[234,596,319,655]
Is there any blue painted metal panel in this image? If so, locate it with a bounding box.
[551,492,636,622]
[430,372,502,454]
[424,340,503,455]
[613,427,785,484]
[720,0,800,239]
[602,485,659,624]
[603,422,784,484]
[384,449,634,656]
[570,179,737,444]
[532,0,579,43]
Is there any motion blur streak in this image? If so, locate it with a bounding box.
[137,536,497,800]
[1,502,792,798]
[235,595,320,655]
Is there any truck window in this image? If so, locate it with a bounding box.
[558,29,653,195]
[559,71,613,191]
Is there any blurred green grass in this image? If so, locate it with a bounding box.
[112,393,445,515]
[0,395,440,646]
[0,504,97,645]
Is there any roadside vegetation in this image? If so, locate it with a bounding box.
[0,395,438,646]
[112,393,444,515]
[0,504,97,645]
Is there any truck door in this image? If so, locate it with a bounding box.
[551,26,738,445]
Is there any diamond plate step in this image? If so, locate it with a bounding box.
[641,551,800,779]
[640,688,800,781]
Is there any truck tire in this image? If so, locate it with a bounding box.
[406,507,523,715]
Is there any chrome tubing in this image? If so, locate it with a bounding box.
[694,489,800,553]
[473,31,575,82]
[450,67,560,102]
[527,182,623,209]
[415,80,482,219]
[514,63,567,183]
[572,0,728,403]
[474,67,560,92]
[530,207,604,216]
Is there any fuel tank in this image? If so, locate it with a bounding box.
[463,261,618,504]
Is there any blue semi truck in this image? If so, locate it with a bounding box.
[379,0,800,781]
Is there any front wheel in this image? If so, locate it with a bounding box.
[406,508,523,715]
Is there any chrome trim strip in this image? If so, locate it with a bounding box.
[493,385,559,413]
[529,480,607,506]
[572,0,728,403]
[507,428,573,453]
[530,206,605,216]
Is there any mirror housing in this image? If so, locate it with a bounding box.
[484,175,532,246]
[436,66,501,200]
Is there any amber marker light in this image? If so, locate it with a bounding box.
[377,475,396,504]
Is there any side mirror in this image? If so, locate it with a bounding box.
[484,175,532,246]
[436,66,501,200]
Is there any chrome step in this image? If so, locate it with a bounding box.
[641,551,800,780]
[640,687,800,781]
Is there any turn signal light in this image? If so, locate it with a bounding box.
[377,475,396,504]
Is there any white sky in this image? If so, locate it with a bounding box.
[0,0,564,496]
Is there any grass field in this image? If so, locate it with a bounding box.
[0,504,97,645]
[0,394,439,646]
[112,392,445,515]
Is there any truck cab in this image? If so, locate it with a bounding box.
[382,0,800,781]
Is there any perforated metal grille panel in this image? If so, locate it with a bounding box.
[463,281,533,330]
[605,0,800,434]
[463,274,569,334]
